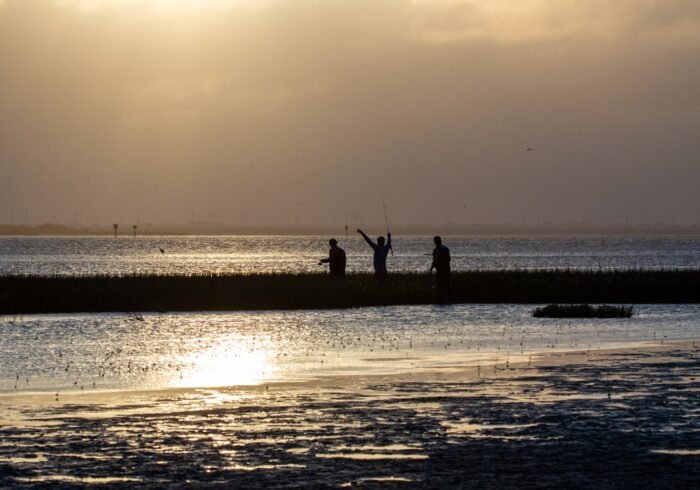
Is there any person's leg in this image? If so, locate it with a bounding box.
[436,272,450,304]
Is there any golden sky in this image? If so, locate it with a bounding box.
[1,0,699,226]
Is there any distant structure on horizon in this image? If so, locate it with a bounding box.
[0,221,699,237]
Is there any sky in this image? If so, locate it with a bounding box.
[1,0,699,227]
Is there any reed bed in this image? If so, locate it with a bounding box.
[1,269,699,314]
[533,304,634,318]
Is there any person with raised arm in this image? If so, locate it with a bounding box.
[357,229,392,282]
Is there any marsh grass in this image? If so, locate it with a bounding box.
[1,269,698,314]
[533,304,634,318]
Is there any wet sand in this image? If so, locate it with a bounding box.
[1,341,699,488]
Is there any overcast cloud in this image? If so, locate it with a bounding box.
[1,0,699,227]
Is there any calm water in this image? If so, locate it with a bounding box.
[2,304,699,394]
[0,235,699,275]
[1,235,699,394]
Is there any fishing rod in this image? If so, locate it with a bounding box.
[382,198,393,256]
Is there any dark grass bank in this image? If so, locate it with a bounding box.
[1,269,700,314]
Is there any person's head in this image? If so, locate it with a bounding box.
[433,235,442,246]
[329,239,338,248]
[377,236,385,246]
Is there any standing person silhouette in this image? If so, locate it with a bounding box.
[429,236,451,303]
[319,239,346,279]
[357,229,392,282]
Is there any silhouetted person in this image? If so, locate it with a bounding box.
[319,239,346,279]
[430,235,451,303]
[357,229,391,282]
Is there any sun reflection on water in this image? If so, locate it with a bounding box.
[172,337,277,388]
[3,305,700,394]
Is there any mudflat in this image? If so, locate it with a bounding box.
[1,342,698,488]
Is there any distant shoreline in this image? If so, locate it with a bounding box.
[1,224,700,237]
[2,270,699,314]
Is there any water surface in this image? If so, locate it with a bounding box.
[2,304,698,393]
[1,235,699,275]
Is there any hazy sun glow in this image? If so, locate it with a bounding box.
[78,0,243,13]
[1,0,699,227]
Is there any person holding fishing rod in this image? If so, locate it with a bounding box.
[430,236,451,304]
[357,229,392,282]
[357,199,393,282]
[319,239,346,279]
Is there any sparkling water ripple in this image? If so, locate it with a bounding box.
[1,235,699,276]
[2,304,699,393]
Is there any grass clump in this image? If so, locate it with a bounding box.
[533,304,634,318]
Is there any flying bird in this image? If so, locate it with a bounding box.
[525,147,535,152]
[159,248,165,254]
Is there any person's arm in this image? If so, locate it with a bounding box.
[429,249,437,273]
[386,232,392,250]
[357,229,375,249]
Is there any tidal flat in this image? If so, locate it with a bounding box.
[2,298,698,487]
[1,342,698,488]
